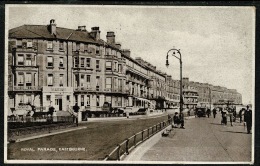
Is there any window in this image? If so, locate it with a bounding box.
[106,61,112,71]
[86,75,91,83]
[96,46,100,54]
[105,77,112,89]
[96,60,100,69]
[74,57,79,67]
[118,97,122,106]
[105,96,112,104]
[18,94,24,103]
[80,74,84,87]
[86,58,91,67]
[46,95,51,101]
[47,57,53,67]
[81,58,85,67]
[59,57,64,67]
[96,76,100,91]
[118,79,122,91]
[17,73,24,86]
[27,40,32,48]
[75,95,78,104]
[76,43,80,51]
[59,74,64,87]
[47,74,53,86]
[84,44,88,52]
[25,95,32,104]
[114,78,117,89]
[16,40,22,48]
[96,96,100,107]
[47,41,53,49]
[114,62,117,71]
[25,54,32,66]
[59,41,64,50]
[86,95,90,106]
[118,64,122,73]
[81,95,84,106]
[25,73,32,86]
[17,54,24,65]
[66,95,70,101]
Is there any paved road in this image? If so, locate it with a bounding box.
[137,113,252,162]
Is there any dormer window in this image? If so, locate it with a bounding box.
[47,41,53,50]
[59,41,64,51]
[27,40,32,48]
[16,40,22,48]
[76,43,80,51]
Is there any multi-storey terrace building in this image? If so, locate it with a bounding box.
[7,19,243,116]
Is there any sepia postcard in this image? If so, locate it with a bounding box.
[4,4,255,164]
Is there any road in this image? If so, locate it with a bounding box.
[133,113,252,162]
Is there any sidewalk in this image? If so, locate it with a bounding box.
[124,114,252,162]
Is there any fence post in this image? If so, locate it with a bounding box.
[134,134,136,146]
[148,128,150,138]
[117,144,121,161]
[126,139,129,155]
[156,124,158,132]
[142,130,144,141]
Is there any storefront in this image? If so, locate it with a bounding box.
[42,86,74,111]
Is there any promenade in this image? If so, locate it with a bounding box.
[125,113,252,163]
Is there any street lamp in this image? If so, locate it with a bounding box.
[166,48,183,114]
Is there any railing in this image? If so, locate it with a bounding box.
[104,117,173,161]
[13,86,41,91]
[8,116,74,141]
[74,86,94,91]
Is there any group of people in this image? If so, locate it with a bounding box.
[218,105,252,134]
[168,112,185,129]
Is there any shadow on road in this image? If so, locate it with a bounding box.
[221,131,248,134]
[210,123,222,126]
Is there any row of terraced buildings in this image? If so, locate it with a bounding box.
[7,19,243,115]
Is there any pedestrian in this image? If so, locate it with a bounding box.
[73,103,80,126]
[213,108,217,118]
[228,108,233,127]
[206,108,210,118]
[244,105,252,134]
[233,107,237,122]
[168,114,172,124]
[187,109,191,117]
[179,112,185,129]
[239,108,243,123]
[173,112,179,128]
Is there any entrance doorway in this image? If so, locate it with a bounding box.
[59,99,62,111]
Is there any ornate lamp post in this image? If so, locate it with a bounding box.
[166,48,183,113]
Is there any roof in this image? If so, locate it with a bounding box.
[9,25,103,44]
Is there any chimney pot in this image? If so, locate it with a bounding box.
[49,19,56,36]
[90,27,100,40]
[106,31,115,44]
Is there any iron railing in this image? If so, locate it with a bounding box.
[104,117,173,161]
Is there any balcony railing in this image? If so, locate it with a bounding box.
[13,86,41,91]
[74,87,94,92]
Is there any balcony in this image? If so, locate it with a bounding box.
[74,86,94,92]
[16,47,37,53]
[105,54,117,59]
[13,86,41,91]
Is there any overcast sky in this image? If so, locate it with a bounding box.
[6,5,255,104]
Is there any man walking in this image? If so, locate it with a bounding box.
[179,112,185,129]
[73,103,80,127]
[244,105,252,134]
[213,108,217,118]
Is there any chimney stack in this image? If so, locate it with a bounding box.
[90,27,100,40]
[122,49,131,57]
[106,31,115,44]
[78,26,86,31]
[50,19,56,36]
[115,43,121,50]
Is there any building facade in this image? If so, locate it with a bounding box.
[7,19,243,115]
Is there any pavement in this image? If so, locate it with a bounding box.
[124,113,252,163]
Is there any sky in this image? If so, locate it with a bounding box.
[6,5,255,104]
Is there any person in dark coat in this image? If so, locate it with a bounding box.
[179,112,185,129]
[213,108,217,118]
[173,112,179,128]
[244,105,252,134]
[206,108,210,118]
[73,103,80,126]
